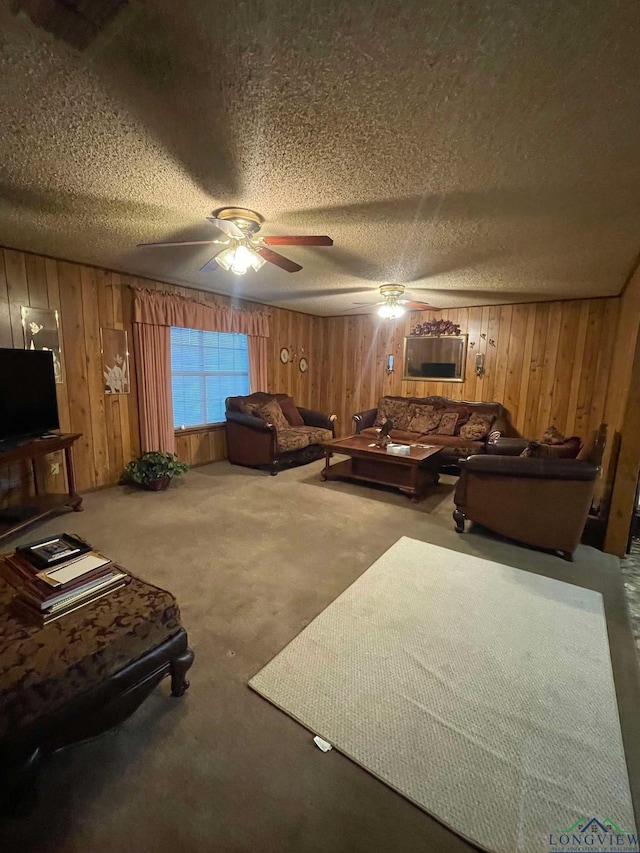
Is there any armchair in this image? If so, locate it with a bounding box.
[225,392,336,475]
[453,452,601,560]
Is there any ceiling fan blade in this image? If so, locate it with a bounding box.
[262,236,333,246]
[404,301,441,311]
[199,255,220,273]
[342,305,376,313]
[206,217,244,239]
[255,246,302,273]
[137,240,219,248]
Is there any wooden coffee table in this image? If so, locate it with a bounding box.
[321,435,442,502]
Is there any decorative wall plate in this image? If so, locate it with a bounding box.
[280,347,290,364]
[299,357,308,373]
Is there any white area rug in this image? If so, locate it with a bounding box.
[249,537,637,853]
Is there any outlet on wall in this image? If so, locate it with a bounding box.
[50,462,60,476]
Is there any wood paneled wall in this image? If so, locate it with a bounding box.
[320,299,620,443]
[0,245,634,550]
[0,248,326,495]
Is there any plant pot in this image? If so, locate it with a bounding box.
[143,476,171,491]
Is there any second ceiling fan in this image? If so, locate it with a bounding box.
[344,285,441,318]
[137,207,333,275]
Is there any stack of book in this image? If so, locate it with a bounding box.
[0,533,129,624]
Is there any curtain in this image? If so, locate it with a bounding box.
[131,288,271,448]
[132,288,270,337]
[132,323,176,454]
[248,335,268,393]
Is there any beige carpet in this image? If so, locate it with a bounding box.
[250,537,637,853]
[1,460,639,853]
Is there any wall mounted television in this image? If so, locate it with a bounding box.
[0,348,60,443]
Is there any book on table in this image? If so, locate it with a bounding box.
[0,533,129,624]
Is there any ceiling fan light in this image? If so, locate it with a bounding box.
[378,304,405,319]
[250,252,266,271]
[230,244,255,276]
[215,247,234,271]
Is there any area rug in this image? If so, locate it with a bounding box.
[249,537,637,853]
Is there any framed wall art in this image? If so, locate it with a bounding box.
[21,306,63,384]
[101,328,130,394]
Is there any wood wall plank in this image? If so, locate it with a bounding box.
[0,252,13,348]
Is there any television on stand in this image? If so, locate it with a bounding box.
[0,348,60,447]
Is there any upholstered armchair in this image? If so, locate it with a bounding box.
[225,392,336,475]
[453,428,605,560]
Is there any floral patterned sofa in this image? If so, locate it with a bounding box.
[225,392,336,475]
[352,395,515,471]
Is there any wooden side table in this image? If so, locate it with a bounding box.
[0,433,83,541]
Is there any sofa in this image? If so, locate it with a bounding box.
[352,396,515,470]
[225,392,336,475]
[452,427,605,559]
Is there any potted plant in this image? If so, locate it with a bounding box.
[122,452,189,491]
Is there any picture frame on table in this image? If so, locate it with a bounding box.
[17,533,91,570]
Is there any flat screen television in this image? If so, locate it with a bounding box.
[0,348,60,443]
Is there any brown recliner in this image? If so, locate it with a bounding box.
[225,392,335,475]
[453,428,606,560]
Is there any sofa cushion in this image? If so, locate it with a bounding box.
[459,412,495,441]
[417,434,484,451]
[276,426,332,453]
[438,411,459,435]
[408,404,442,434]
[278,396,304,426]
[374,398,415,430]
[254,399,290,432]
[541,425,566,445]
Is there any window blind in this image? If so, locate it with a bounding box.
[170,327,250,428]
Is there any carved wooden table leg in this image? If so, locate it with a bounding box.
[320,449,332,481]
[64,444,83,511]
[170,646,195,697]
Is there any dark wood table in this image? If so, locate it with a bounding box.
[321,435,442,501]
[0,433,83,540]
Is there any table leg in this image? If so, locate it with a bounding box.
[320,449,332,481]
[64,445,83,511]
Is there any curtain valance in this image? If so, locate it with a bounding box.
[132,288,270,338]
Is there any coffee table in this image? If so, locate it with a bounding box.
[321,435,442,502]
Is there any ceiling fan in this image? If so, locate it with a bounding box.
[137,207,333,275]
[344,285,441,318]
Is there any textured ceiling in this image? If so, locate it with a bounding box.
[1,0,640,316]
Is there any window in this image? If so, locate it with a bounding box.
[170,327,250,428]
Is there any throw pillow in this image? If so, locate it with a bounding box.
[408,405,442,434]
[254,399,290,432]
[240,400,268,416]
[278,396,304,426]
[521,437,581,459]
[374,398,415,430]
[459,412,495,441]
[541,425,565,445]
[438,411,459,436]
[452,408,471,435]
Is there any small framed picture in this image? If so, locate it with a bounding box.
[101,328,130,394]
[17,533,91,570]
[21,306,63,384]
